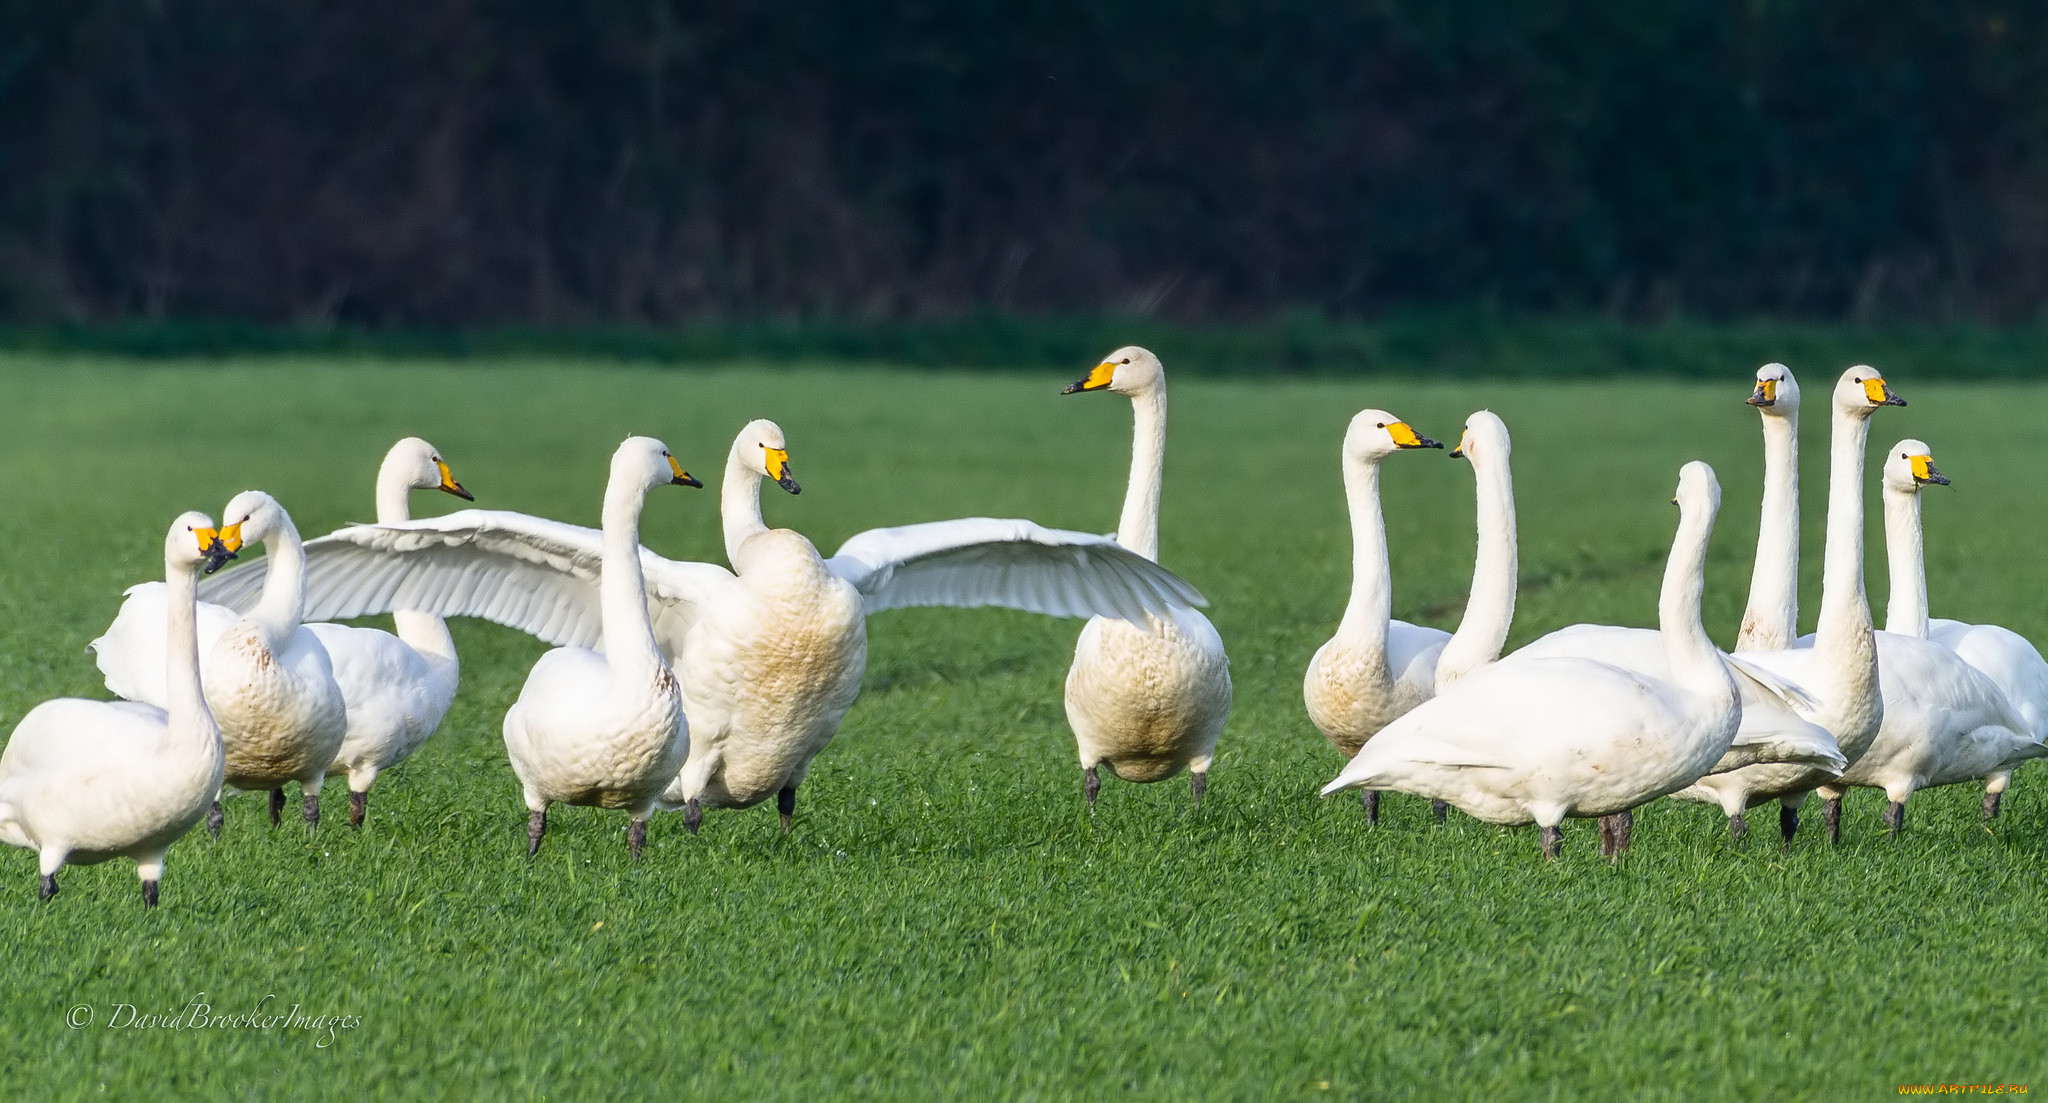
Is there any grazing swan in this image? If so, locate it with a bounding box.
[1303,410,1518,824]
[1821,441,2047,831]
[1734,364,1801,652]
[1321,463,1741,859]
[505,436,701,860]
[0,514,233,906]
[1062,347,1232,807]
[195,422,1203,833]
[93,491,350,833]
[201,438,473,828]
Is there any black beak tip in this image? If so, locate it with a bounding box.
[778,475,802,495]
[1746,394,1771,407]
[674,474,705,489]
[1449,447,1466,459]
[202,543,237,575]
[450,484,476,501]
[1060,381,1088,395]
[1883,394,1908,407]
[1419,437,1445,450]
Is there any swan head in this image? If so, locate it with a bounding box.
[1835,365,1905,415]
[1883,439,1949,492]
[1748,363,1800,414]
[614,436,702,494]
[1449,410,1509,463]
[1672,461,1721,513]
[215,490,289,557]
[1063,346,1163,397]
[384,437,473,500]
[733,418,800,495]
[168,511,237,575]
[1344,409,1442,461]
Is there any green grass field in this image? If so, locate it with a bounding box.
[1,353,2044,1099]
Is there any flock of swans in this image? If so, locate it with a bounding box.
[0,348,2042,908]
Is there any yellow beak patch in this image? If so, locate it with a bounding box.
[193,527,221,553]
[217,523,245,553]
[1909,455,1948,485]
[1862,377,1895,405]
[1071,362,1117,392]
[1751,379,1777,406]
[764,447,790,482]
[1387,422,1427,448]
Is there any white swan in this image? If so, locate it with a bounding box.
[200,438,474,828]
[0,514,231,906]
[1303,409,1518,824]
[1734,363,1800,652]
[505,436,700,860]
[1320,462,1741,859]
[93,491,350,832]
[1823,439,2048,831]
[196,421,1204,833]
[1061,347,1231,806]
[1880,443,2048,815]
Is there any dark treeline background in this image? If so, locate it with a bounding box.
[2,2,2044,329]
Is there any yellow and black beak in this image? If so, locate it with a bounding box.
[1388,422,1444,450]
[216,522,245,554]
[1910,455,1949,487]
[1748,379,1778,407]
[1863,377,1907,407]
[666,455,703,489]
[764,447,800,494]
[195,526,238,575]
[1450,430,1470,458]
[1061,362,1118,395]
[436,459,474,501]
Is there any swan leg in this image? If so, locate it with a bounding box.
[1884,800,1905,835]
[1431,799,1448,825]
[628,818,647,862]
[1611,809,1633,855]
[1084,766,1101,811]
[1778,804,1799,850]
[142,880,159,908]
[1190,771,1207,807]
[349,790,368,829]
[683,799,703,836]
[1985,789,2004,820]
[1822,795,1842,845]
[1597,816,1615,857]
[1729,812,1748,844]
[1360,790,1379,826]
[1539,825,1563,860]
[301,790,320,831]
[777,787,796,835]
[38,873,57,902]
[268,788,285,828]
[136,854,165,910]
[526,806,548,858]
[206,801,223,839]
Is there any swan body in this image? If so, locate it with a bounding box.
[0,514,232,905]
[95,491,349,830]
[1322,463,1740,858]
[195,421,1205,832]
[1062,347,1232,802]
[504,436,700,859]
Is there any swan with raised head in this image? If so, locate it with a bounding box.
[1303,409,1519,824]
[195,421,1204,834]
[0,514,233,906]
[93,491,350,833]
[1735,363,1801,652]
[1320,462,1741,859]
[505,436,700,860]
[201,437,473,828]
[1061,347,1231,807]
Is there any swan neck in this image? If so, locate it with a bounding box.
[375,464,459,675]
[161,557,213,744]
[1736,408,1799,651]
[1435,441,1517,686]
[1659,498,1722,680]
[1334,457,1391,665]
[250,511,307,645]
[1814,404,1876,655]
[1117,386,1166,560]
[1882,483,1929,638]
[722,441,768,565]
[600,475,665,675]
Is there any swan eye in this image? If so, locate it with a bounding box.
[1120,358,1130,365]
[1376,422,1385,429]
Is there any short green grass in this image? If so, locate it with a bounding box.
[1,354,2044,1099]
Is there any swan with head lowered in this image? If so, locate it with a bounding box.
[196,420,1204,834]
[1818,440,2047,832]
[0,514,233,906]
[1321,462,1741,859]
[196,437,474,828]
[93,490,350,833]
[1303,409,1518,825]
[1061,347,1231,807]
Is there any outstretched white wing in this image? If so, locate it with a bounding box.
[823,517,1206,624]
[197,510,731,654]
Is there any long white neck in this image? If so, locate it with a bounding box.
[161,559,217,752]
[375,470,459,680]
[250,512,308,647]
[1659,496,1728,691]
[1434,444,1517,686]
[600,474,665,679]
[1882,482,1928,638]
[1814,405,1877,658]
[1332,457,1392,675]
[722,442,768,565]
[1117,386,1167,560]
[1736,408,1799,651]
